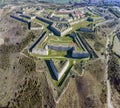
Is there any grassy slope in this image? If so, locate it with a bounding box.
[57,59,106,108]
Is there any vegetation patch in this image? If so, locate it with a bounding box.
[94,41,104,51]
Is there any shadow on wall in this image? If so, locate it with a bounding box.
[45,60,57,80]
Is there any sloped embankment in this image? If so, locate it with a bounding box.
[108,54,120,107]
[56,59,106,108]
[75,59,106,108]
[8,56,56,108]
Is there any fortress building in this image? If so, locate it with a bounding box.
[50,23,72,36]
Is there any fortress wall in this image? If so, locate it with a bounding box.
[50,25,72,36]
[30,27,43,30]
[36,16,53,25]
[16,11,25,15]
[61,27,72,36]
[50,25,61,36]
[49,59,59,80]
[10,15,29,24]
[75,34,87,51]
[72,51,90,58]
[32,49,48,55]
[48,44,74,51]
[29,31,46,52]
[49,59,70,80]
[79,28,94,32]
[58,60,70,80]
[20,14,31,19]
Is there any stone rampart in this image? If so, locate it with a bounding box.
[48,44,74,51]
[10,15,29,24]
[36,16,53,25]
[72,51,89,58]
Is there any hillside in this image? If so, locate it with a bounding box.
[0,2,120,108]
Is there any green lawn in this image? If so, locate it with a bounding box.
[72,20,90,32]
[48,50,67,57]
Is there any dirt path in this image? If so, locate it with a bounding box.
[105,26,118,108]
